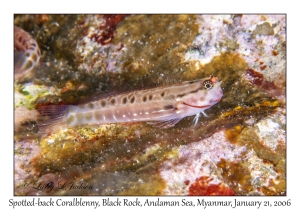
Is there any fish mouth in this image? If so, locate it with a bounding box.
[182,98,222,109]
[182,102,211,109]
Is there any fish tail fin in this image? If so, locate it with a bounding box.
[36,105,70,134]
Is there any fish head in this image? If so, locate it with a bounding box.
[180,76,223,110]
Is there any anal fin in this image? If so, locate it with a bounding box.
[147,118,182,129]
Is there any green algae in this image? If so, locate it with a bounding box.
[52,169,166,196]
[14,84,61,110]
[262,179,286,196]
[113,14,199,82]
[221,109,286,195]
[118,170,166,195]
[235,122,285,166]
[37,124,150,173]
[252,22,274,37]
[15,14,109,103]
[14,14,85,66]
[217,159,253,195]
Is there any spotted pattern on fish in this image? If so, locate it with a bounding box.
[14,26,41,81]
[38,76,223,133]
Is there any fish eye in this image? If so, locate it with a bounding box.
[203,80,213,90]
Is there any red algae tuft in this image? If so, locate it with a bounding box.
[98,15,127,45]
[260,65,267,70]
[87,15,127,45]
[247,68,264,86]
[272,50,279,56]
[246,68,285,101]
[188,176,235,196]
[184,180,190,186]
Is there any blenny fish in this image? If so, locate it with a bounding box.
[38,76,223,133]
[14,26,41,81]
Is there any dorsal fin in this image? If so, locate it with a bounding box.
[133,71,183,90]
[72,69,191,105]
[76,80,135,104]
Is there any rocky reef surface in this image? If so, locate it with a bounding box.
[14,14,285,195]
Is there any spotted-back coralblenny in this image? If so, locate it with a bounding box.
[14,26,41,81]
[38,76,223,133]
